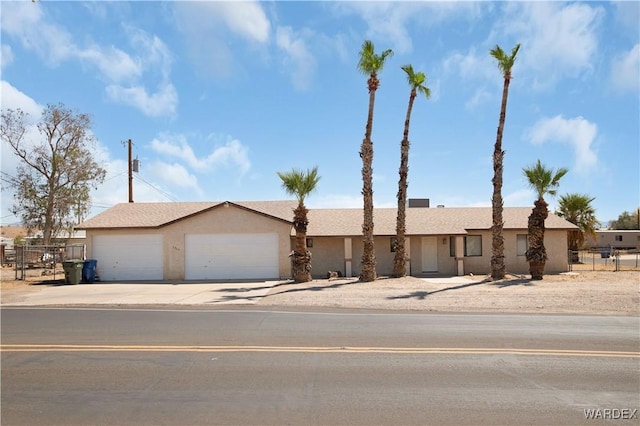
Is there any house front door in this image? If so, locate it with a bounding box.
[421,236,438,272]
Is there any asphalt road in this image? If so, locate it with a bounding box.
[2,308,639,425]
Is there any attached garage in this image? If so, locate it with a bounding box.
[92,235,163,281]
[185,233,279,280]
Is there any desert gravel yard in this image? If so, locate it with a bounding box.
[1,268,638,315]
[257,271,640,316]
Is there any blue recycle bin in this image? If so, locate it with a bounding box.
[82,259,98,283]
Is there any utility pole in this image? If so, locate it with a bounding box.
[128,139,133,203]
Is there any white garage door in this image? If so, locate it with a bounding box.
[185,233,279,280]
[92,235,163,281]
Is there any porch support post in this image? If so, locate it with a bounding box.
[344,237,352,278]
[455,235,465,276]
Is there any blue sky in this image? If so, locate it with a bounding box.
[1,1,638,226]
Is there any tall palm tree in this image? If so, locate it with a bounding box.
[489,43,520,281]
[392,64,430,278]
[557,193,599,262]
[523,160,568,280]
[277,166,321,283]
[357,40,393,282]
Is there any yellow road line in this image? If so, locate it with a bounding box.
[1,345,639,358]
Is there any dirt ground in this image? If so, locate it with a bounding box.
[1,266,638,316]
[258,270,639,316]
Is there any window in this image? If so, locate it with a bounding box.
[390,237,397,252]
[306,238,313,248]
[464,235,482,257]
[517,234,528,256]
[615,235,623,242]
[449,237,456,257]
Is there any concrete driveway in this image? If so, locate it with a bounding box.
[2,280,288,306]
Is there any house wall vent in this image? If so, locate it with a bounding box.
[408,198,430,208]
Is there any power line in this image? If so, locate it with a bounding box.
[133,175,179,202]
[103,170,128,183]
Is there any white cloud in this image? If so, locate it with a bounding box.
[150,133,251,175]
[465,87,491,111]
[0,2,177,117]
[504,189,535,207]
[276,26,316,92]
[1,45,13,71]
[77,44,142,83]
[333,2,483,54]
[1,1,76,65]
[106,82,177,118]
[127,28,173,80]
[0,82,44,224]
[0,81,42,117]
[215,1,270,43]
[90,158,175,210]
[350,2,414,54]
[172,1,270,80]
[497,2,603,89]
[526,115,598,173]
[443,48,494,82]
[440,48,502,107]
[610,44,640,94]
[205,138,251,175]
[612,1,640,34]
[150,161,202,195]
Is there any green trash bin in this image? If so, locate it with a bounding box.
[62,259,84,285]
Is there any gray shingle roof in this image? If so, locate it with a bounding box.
[77,201,577,235]
[76,200,297,229]
[306,207,577,236]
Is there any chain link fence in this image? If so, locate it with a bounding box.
[568,249,640,272]
[3,244,86,282]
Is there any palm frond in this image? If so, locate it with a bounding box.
[277,166,320,204]
[358,40,394,75]
[402,64,431,99]
[491,43,520,75]
[523,159,568,200]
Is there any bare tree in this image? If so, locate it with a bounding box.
[1,104,106,244]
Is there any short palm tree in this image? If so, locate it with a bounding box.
[557,193,599,262]
[277,166,320,283]
[357,40,393,282]
[523,160,568,280]
[489,43,520,281]
[392,64,430,278]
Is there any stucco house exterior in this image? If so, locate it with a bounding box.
[75,200,577,281]
[584,229,640,250]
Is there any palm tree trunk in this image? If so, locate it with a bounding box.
[526,198,548,280]
[393,90,416,277]
[491,75,511,280]
[291,203,312,282]
[361,74,378,282]
[568,230,580,263]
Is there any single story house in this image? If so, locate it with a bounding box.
[75,200,577,281]
[584,230,640,250]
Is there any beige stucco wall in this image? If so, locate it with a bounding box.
[306,237,346,278]
[307,230,570,278]
[445,230,569,276]
[85,205,293,280]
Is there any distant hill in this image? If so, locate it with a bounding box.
[0,226,27,240]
